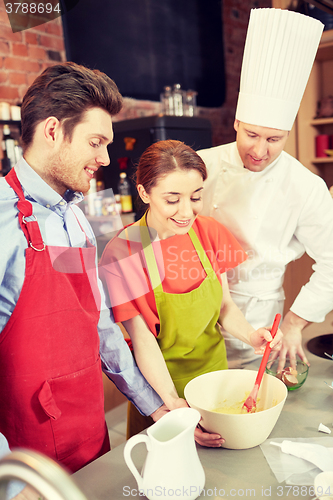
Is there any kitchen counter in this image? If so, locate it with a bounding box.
[73,314,333,500]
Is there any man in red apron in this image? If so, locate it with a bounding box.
[0,62,166,473]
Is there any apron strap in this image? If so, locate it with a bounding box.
[70,207,94,248]
[5,169,45,251]
[140,213,163,292]
[124,227,133,256]
[125,225,153,293]
[187,226,216,277]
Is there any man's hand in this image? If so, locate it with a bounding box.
[329,185,333,198]
[269,311,309,371]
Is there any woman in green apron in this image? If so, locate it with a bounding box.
[99,140,282,447]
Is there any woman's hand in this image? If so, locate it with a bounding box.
[249,327,283,355]
[169,399,224,448]
[194,425,225,448]
[171,399,225,448]
[152,398,224,448]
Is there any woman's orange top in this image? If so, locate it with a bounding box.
[99,215,247,337]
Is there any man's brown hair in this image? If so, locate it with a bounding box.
[21,62,123,150]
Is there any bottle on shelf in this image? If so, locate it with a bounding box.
[160,85,174,115]
[2,125,16,169]
[96,180,105,192]
[172,84,184,116]
[117,172,133,213]
[114,194,122,215]
[87,177,97,216]
[184,90,198,117]
[14,140,23,163]
[94,193,103,216]
[0,149,11,177]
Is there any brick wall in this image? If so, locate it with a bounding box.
[210,0,272,145]
[0,4,66,104]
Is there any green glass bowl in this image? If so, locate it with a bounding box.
[265,358,309,391]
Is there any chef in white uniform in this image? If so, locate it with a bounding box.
[198,8,333,369]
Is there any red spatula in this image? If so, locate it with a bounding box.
[242,313,282,414]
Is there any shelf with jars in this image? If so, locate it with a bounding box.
[291,28,333,187]
[0,119,21,129]
[309,110,333,163]
[1,122,23,176]
[0,102,22,175]
[309,116,333,164]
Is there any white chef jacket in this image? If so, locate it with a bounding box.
[198,142,333,367]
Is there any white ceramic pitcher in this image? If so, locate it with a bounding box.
[123,407,205,500]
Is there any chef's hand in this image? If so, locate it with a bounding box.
[269,311,309,372]
[249,327,283,354]
[329,185,333,197]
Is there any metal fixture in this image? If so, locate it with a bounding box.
[0,449,89,500]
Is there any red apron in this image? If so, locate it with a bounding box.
[0,169,110,472]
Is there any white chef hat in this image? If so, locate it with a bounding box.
[235,8,324,131]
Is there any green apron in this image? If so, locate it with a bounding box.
[140,214,228,398]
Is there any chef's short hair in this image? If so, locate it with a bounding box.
[20,62,122,150]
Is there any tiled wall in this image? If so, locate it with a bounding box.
[0,0,272,147]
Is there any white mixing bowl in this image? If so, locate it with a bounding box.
[184,369,288,450]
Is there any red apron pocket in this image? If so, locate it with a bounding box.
[44,357,107,463]
[38,380,62,420]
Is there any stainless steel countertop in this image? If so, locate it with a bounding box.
[73,314,333,500]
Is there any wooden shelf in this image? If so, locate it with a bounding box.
[317,29,333,61]
[312,157,333,163]
[293,26,333,183]
[0,120,21,126]
[310,117,333,126]
[0,120,21,135]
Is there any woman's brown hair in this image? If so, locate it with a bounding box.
[136,140,207,194]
